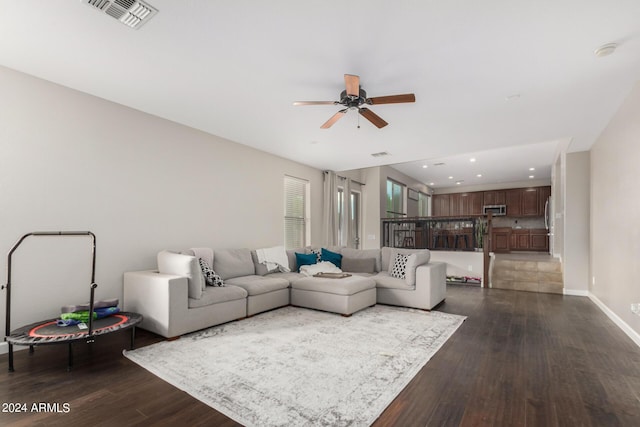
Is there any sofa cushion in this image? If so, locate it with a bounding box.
[225,275,290,296]
[268,271,304,283]
[251,250,274,276]
[290,275,375,296]
[198,258,225,287]
[286,248,305,273]
[157,250,204,299]
[188,285,248,309]
[213,248,255,280]
[341,248,381,272]
[390,253,410,279]
[321,248,343,268]
[341,257,376,274]
[374,271,415,290]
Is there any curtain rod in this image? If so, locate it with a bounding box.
[324,170,366,186]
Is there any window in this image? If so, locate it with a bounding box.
[284,176,310,249]
[418,192,430,217]
[386,179,405,218]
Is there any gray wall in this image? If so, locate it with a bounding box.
[564,151,590,294]
[0,66,323,342]
[590,79,640,336]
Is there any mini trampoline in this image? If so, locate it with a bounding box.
[2,231,143,372]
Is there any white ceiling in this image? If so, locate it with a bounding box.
[1,1,639,186]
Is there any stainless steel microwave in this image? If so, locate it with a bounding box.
[483,205,507,216]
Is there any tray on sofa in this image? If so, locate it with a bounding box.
[313,272,352,279]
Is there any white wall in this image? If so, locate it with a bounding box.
[590,79,640,337]
[0,66,323,341]
[563,151,590,294]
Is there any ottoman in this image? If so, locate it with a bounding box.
[290,275,377,316]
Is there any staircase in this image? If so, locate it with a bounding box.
[490,254,563,294]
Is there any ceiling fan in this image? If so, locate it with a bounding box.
[293,74,416,129]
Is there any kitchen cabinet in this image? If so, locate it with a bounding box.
[538,186,551,216]
[469,192,483,215]
[530,229,549,251]
[522,188,539,216]
[449,193,461,216]
[432,194,450,216]
[483,190,506,206]
[492,228,511,252]
[511,229,531,250]
[505,189,522,216]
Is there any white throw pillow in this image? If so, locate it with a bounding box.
[157,250,205,299]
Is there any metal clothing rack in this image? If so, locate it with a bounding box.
[2,231,97,372]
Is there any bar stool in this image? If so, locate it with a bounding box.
[402,236,414,248]
[453,233,469,249]
[432,231,448,248]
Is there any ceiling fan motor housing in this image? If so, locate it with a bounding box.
[340,88,368,108]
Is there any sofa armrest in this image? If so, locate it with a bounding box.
[415,261,447,309]
[123,270,188,337]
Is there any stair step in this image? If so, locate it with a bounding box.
[491,256,563,295]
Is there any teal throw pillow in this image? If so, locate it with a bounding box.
[295,252,317,272]
[321,248,343,269]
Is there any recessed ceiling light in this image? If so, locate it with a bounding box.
[594,43,618,58]
[506,94,521,101]
[470,158,476,162]
[422,165,428,169]
[529,167,535,171]
[456,180,464,185]
[448,176,453,179]
[477,174,482,178]
[429,182,435,186]
[529,175,535,179]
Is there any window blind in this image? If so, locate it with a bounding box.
[284,176,308,249]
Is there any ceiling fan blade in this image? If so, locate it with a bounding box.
[367,94,416,105]
[320,109,348,129]
[359,108,388,128]
[344,74,360,97]
[293,101,337,106]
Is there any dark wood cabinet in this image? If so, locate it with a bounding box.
[449,193,461,216]
[505,189,522,216]
[483,190,506,206]
[511,229,530,250]
[538,186,551,216]
[469,192,483,215]
[522,188,539,216]
[432,194,450,216]
[530,229,549,251]
[492,228,512,252]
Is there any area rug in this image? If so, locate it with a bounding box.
[124,305,465,426]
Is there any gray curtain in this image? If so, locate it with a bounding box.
[340,177,353,248]
[323,171,339,246]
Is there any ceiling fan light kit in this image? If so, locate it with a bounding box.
[295,74,415,129]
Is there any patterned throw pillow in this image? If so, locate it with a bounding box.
[310,248,322,263]
[390,253,409,279]
[199,258,225,287]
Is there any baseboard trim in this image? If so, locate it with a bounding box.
[563,289,589,297]
[589,292,640,349]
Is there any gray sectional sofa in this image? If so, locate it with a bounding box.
[123,246,446,339]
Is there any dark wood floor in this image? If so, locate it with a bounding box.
[2,285,640,426]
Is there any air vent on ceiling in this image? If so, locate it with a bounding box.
[371,152,390,158]
[83,0,158,30]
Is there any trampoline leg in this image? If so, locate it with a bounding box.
[29,345,34,354]
[67,343,73,371]
[8,343,14,373]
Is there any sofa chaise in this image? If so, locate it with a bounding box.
[123,246,446,339]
